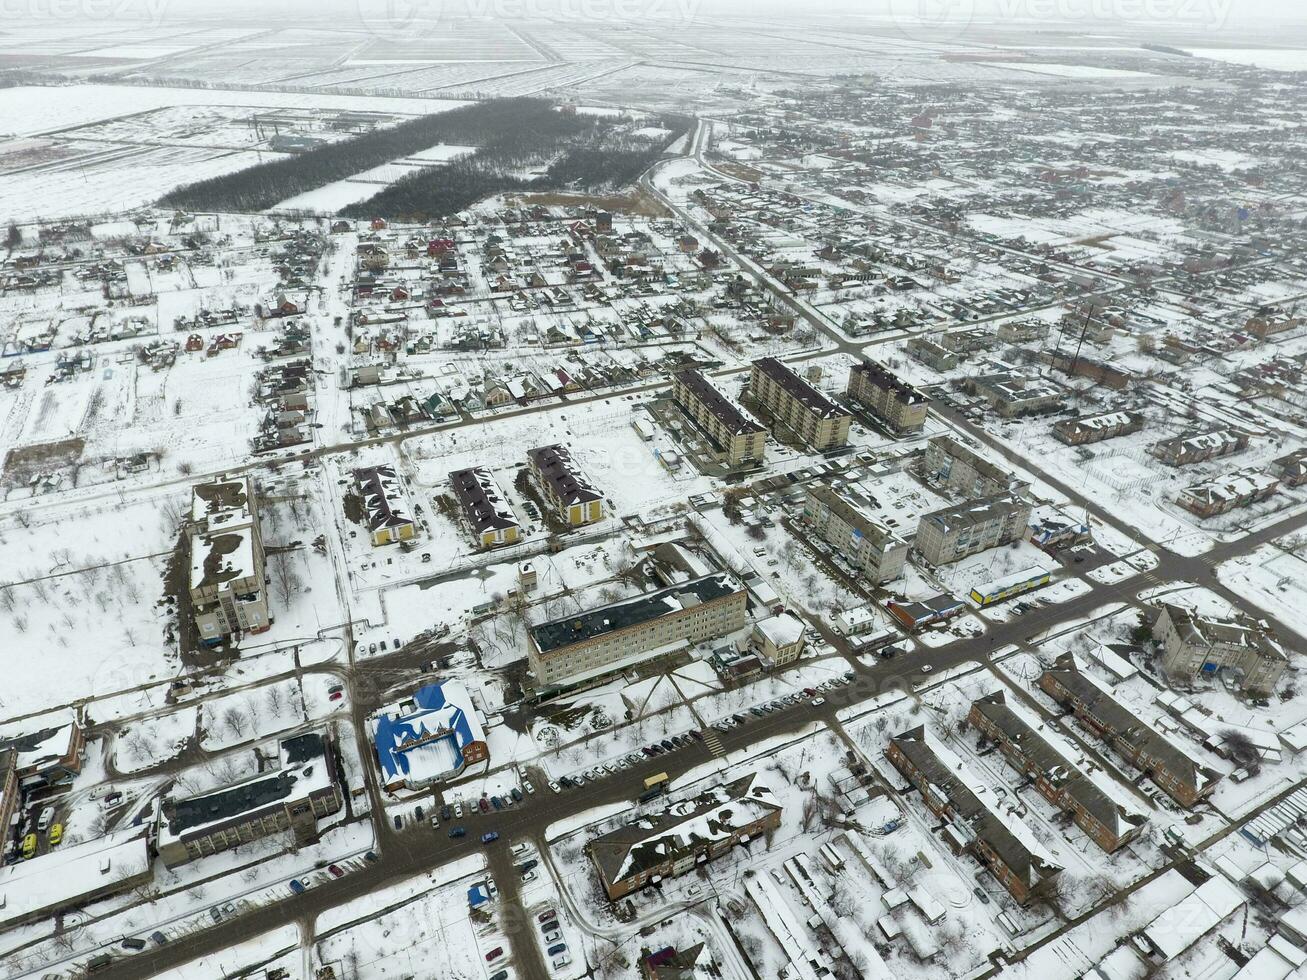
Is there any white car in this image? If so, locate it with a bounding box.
[920,664,934,674]
[809,697,826,707]
[552,954,571,970]
[453,803,463,818]
[523,781,535,795]
[548,781,561,793]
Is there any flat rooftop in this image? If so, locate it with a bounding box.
[530,572,742,656]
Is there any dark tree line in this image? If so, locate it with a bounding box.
[342,113,693,222]
[158,98,599,213]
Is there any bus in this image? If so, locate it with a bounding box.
[643,772,669,792]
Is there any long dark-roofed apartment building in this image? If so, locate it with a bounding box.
[672,368,767,466]
[527,444,605,527]
[748,357,851,452]
[528,573,747,689]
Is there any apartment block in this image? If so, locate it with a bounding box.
[886,725,1063,905]
[671,368,767,467]
[0,750,17,867]
[1177,469,1279,518]
[916,493,1033,566]
[751,613,805,668]
[0,709,85,789]
[449,466,521,548]
[924,435,1026,498]
[1149,428,1249,467]
[355,464,416,546]
[528,573,747,689]
[189,475,270,645]
[527,444,605,527]
[748,357,851,452]
[906,336,958,371]
[1039,653,1221,807]
[1155,603,1287,696]
[802,482,908,585]
[968,692,1146,853]
[158,732,343,866]
[588,774,781,900]
[845,358,929,434]
[1053,410,1147,446]
[962,372,1063,418]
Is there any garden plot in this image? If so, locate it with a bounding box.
[1216,543,1307,641]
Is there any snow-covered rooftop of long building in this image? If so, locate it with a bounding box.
[0,824,152,930]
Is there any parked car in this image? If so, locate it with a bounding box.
[510,787,523,802]
[481,832,499,845]
[810,697,826,707]
[364,850,379,863]
[209,907,222,922]
[544,929,562,944]
[921,664,934,673]
[486,947,504,962]
[328,864,344,878]
[491,796,503,810]
[150,931,168,946]
[548,781,561,793]
[289,879,306,895]
[553,954,572,969]
[20,833,36,859]
[453,803,463,817]
[328,690,343,702]
[548,943,567,956]
[489,972,509,980]
[120,937,147,951]
[523,781,535,794]
[440,805,452,821]
[48,823,63,846]
[538,908,557,923]
[449,826,466,838]
[36,806,54,832]
[478,798,491,813]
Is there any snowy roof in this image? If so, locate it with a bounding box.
[1137,875,1243,961]
[0,709,79,773]
[189,523,256,591]
[1044,653,1222,800]
[530,573,743,655]
[369,680,486,785]
[190,474,253,528]
[448,466,520,534]
[851,358,928,405]
[590,773,779,890]
[0,824,151,929]
[921,492,1028,534]
[674,368,765,435]
[528,444,604,506]
[754,613,804,648]
[971,691,1147,843]
[160,733,336,845]
[1178,469,1280,508]
[890,725,1063,892]
[355,464,413,532]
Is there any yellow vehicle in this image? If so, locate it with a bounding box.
[48,823,63,846]
[21,833,37,859]
[643,772,669,791]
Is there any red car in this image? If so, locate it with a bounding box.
[479,798,491,813]
[486,947,503,962]
[803,687,817,697]
[327,864,344,878]
[538,909,557,924]
[328,691,343,702]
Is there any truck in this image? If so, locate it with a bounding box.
[643,772,669,792]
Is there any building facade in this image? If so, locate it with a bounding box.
[802,482,908,585]
[355,464,416,546]
[158,733,342,866]
[1039,653,1221,807]
[1053,410,1147,446]
[448,466,521,548]
[886,726,1062,905]
[968,692,1145,853]
[1177,470,1279,518]
[189,475,270,645]
[527,444,605,527]
[528,574,747,689]
[671,368,767,467]
[748,358,851,452]
[1149,428,1249,467]
[916,493,1033,566]
[751,613,805,668]
[1154,603,1287,696]
[924,436,1025,498]
[845,359,929,434]
[588,774,781,900]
